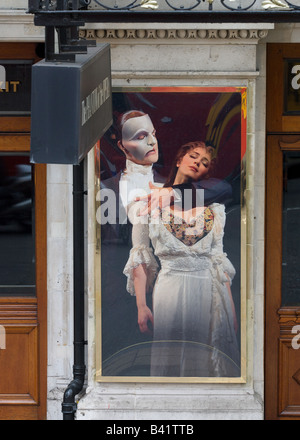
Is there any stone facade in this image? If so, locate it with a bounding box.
[74,23,267,420]
[0,4,299,420]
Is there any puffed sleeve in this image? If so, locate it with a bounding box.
[210,203,236,285]
[123,201,159,295]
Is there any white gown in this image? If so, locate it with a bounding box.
[124,202,240,378]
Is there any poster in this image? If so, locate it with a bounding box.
[96,87,246,382]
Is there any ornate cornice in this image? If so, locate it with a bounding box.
[79,27,270,43]
[0,10,272,44]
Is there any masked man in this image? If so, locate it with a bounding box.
[116,110,232,221]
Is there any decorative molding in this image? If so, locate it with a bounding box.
[292,368,300,386]
[79,28,269,43]
[0,11,272,44]
[110,70,260,80]
[0,302,37,322]
[278,307,300,334]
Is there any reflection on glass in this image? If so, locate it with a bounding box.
[98,90,244,380]
[282,151,300,306]
[0,154,35,296]
[284,59,300,115]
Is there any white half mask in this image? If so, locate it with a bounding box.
[121,114,158,162]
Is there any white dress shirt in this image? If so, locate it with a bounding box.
[119,159,162,211]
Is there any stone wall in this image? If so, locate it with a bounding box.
[75,22,272,420]
[1,7,298,419]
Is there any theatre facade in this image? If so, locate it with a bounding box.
[0,0,300,420]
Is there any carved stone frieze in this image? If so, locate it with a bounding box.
[79,28,269,43]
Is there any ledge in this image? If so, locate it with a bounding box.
[0,10,32,21]
[0,10,44,41]
[76,385,263,420]
[0,11,274,44]
[110,71,260,80]
[82,22,275,30]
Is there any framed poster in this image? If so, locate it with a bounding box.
[95,87,247,383]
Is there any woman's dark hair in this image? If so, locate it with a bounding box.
[164,141,216,187]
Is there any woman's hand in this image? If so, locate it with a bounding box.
[136,182,174,217]
[137,305,154,334]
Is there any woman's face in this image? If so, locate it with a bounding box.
[119,114,159,165]
[175,147,212,183]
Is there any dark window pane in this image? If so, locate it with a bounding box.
[0,154,35,296]
[0,60,32,116]
[282,150,300,306]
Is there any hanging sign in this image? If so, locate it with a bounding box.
[30,44,112,165]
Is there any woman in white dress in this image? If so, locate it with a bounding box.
[124,141,240,378]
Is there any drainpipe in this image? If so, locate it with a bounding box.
[62,161,86,420]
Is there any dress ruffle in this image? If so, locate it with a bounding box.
[123,244,159,296]
[211,252,236,285]
[208,272,240,376]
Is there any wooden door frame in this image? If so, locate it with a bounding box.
[265,43,300,420]
[267,43,300,134]
[0,134,47,420]
[35,161,47,420]
[0,42,43,134]
[265,135,284,420]
[265,135,300,420]
[0,42,47,419]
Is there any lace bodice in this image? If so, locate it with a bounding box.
[124,202,235,295]
[161,206,214,246]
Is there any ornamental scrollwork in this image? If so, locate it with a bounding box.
[262,0,300,10]
[262,0,290,9]
[92,0,159,10]
[89,0,300,11]
[34,0,300,11]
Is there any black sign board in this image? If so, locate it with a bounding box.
[0,60,32,115]
[30,44,112,165]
